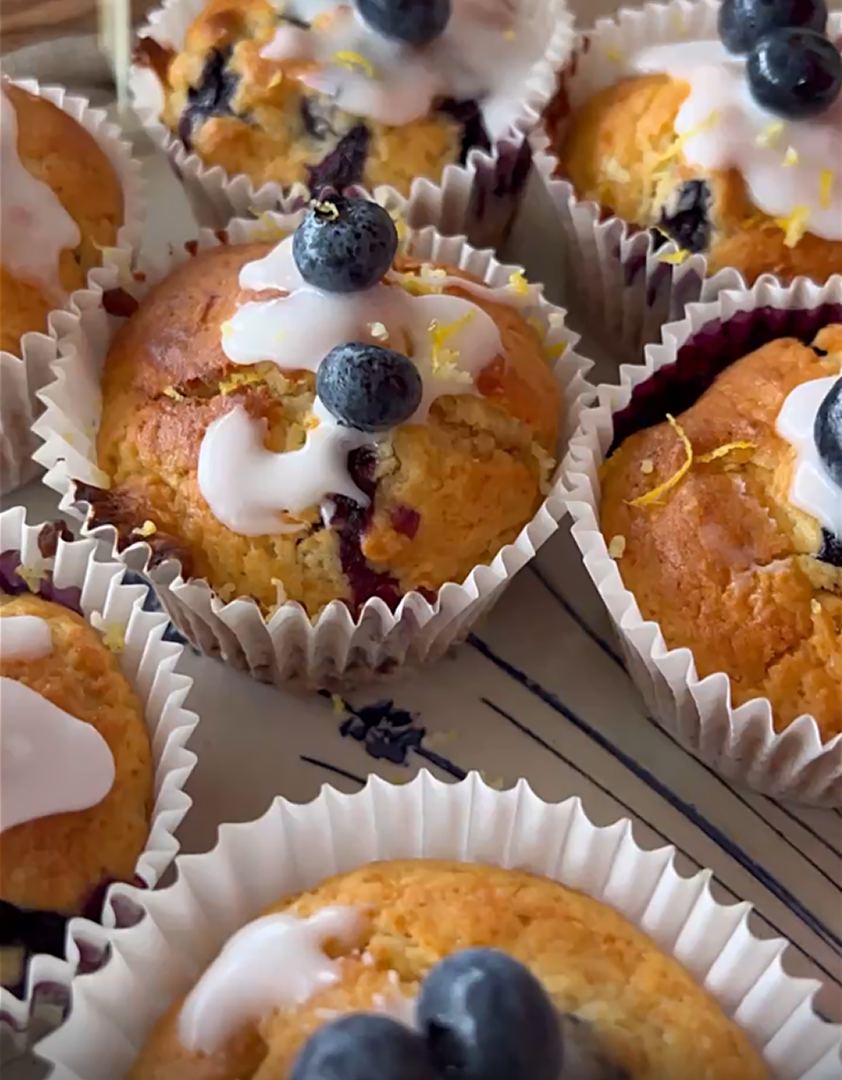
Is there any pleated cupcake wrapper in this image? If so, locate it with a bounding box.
[128,0,574,245]
[0,506,199,1060]
[0,78,146,499]
[32,770,842,1080]
[561,273,842,806]
[530,0,842,369]
[32,209,594,689]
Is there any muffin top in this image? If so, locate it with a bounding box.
[90,199,561,618]
[0,80,124,355]
[0,591,153,915]
[127,859,770,1080]
[138,0,540,194]
[549,5,842,283]
[600,324,842,739]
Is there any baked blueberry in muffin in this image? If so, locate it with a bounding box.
[133,0,550,196]
[601,319,842,740]
[81,197,561,619]
[547,0,842,284]
[124,861,769,1079]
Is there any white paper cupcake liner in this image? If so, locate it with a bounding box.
[33,206,594,689]
[0,506,199,1057]
[33,770,842,1080]
[561,274,842,806]
[0,78,146,499]
[530,0,842,368]
[128,0,574,245]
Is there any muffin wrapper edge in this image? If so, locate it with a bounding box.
[0,506,199,1058]
[560,273,842,807]
[32,209,595,690]
[530,0,842,368]
[34,770,842,1080]
[0,78,145,499]
[128,0,574,246]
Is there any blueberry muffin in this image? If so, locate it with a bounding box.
[81,198,560,618]
[547,0,842,284]
[600,322,842,740]
[0,80,124,356]
[0,588,153,987]
[126,860,769,1080]
[135,0,536,196]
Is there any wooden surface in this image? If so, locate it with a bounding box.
[0,0,153,55]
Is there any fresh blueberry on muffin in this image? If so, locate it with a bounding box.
[546,0,842,284]
[80,197,561,620]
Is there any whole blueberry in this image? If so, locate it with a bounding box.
[747,28,842,117]
[293,197,398,294]
[317,342,422,432]
[417,948,562,1080]
[718,0,828,54]
[815,377,842,487]
[356,0,451,46]
[290,1014,440,1080]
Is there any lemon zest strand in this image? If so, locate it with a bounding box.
[627,415,692,507]
[819,169,834,210]
[332,50,377,78]
[697,440,755,463]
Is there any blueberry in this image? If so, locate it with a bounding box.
[819,528,842,566]
[747,28,842,117]
[290,1014,439,1080]
[356,0,451,46]
[718,0,828,54]
[658,179,712,255]
[317,342,422,432]
[815,376,842,486]
[178,46,239,148]
[293,196,398,294]
[417,948,562,1080]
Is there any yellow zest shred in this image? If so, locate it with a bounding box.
[132,520,158,538]
[658,248,690,265]
[545,340,567,360]
[754,120,784,148]
[507,269,531,296]
[696,440,755,463]
[396,265,447,295]
[820,169,834,210]
[331,693,346,716]
[220,320,234,339]
[90,612,125,654]
[775,205,810,248]
[15,561,48,592]
[608,535,626,559]
[332,50,377,78]
[782,145,799,167]
[627,414,692,507]
[163,386,185,401]
[311,199,340,220]
[428,314,476,378]
[640,459,654,475]
[219,369,265,395]
[249,212,289,243]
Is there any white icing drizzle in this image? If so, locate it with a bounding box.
[633,41,842,242]
[0,81,82,302]
[0,675,116,832]
[178,906,366,1055]
[260,0,540,130]
[0,614,53,661]
[776,376,842,537]
[198,236,526,537]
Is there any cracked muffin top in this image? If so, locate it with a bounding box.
[136,0,545,196]
[546,3,842,284]
[87,198,561,619]
[126,860,770,1080]
[0,80,124,356]
[600,323,842,740]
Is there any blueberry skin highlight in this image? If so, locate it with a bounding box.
[289,1014,440,1080]
[293,197,398,294]
[317,342,422,432]
[815,377,842,487]
[356,0,451,47]
[747,28,842,117]
[417,948,563,1080]
[718,0,828,54]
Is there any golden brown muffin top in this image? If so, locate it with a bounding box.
[127,860,770,1080]
[0,592,153,913]
[600,326,842,738]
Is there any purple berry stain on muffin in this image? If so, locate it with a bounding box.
[178,46,240,150]
[657,179,712,256]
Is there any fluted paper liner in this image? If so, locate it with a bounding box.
[33,206,594,689]
[0,78,145,498]
[561,274,842,806]
[33,771,842,1079]
[129,0,574,244]
[531,0,842,368]
[0,507,199,1056]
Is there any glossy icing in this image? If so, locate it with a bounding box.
[178,906,366,1054]
[633,41,842,242]
[0,81,82,303]
[776,375,842,537]
[0,614,53,661]
[0,675,116,832]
